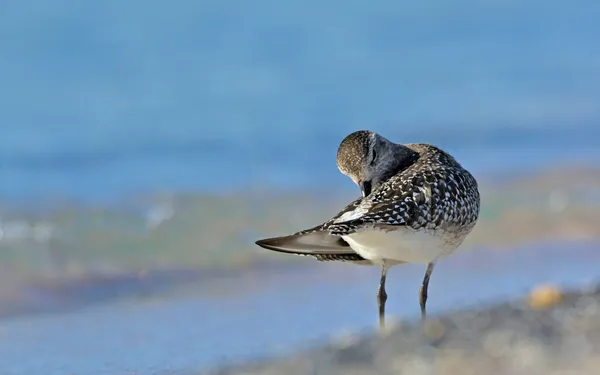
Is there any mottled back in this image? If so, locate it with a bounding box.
[297,143,480,248]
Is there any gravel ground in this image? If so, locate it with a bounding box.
[208,283,600,375]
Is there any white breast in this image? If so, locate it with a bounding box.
[342,227,455,264]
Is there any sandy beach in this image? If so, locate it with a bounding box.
[212,283,600,375]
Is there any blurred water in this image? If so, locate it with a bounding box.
[1,0,600,202]
[0,240,598,375]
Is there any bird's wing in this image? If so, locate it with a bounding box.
[325,168,464,236]
[293,196,364,235]
[255,166,479,257]
[255,231,363,259]
[254,197,367,260]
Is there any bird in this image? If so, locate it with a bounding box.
[255,130,481,328]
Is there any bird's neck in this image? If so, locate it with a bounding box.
[376,144,420,185]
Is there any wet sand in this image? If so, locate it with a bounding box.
[0,259,305,320]
[2,240,599,375]
[213,282,600,375]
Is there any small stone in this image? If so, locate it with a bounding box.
[528,284,563,310]
[331,329,361,349]
[422,319,446,341]
[377,316,401,338]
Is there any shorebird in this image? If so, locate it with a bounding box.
[255,130,480,328]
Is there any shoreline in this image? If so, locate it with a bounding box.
[1,166,599,322]
[0,166,598,278]
[2,238,599,375]
[1,237,598,322]
[0,259,312,320]
[211,282,600,375]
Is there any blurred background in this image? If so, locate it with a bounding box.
[1,0,600,374]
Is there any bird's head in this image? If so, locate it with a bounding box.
[336,130,408,197]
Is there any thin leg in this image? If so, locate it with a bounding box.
[420,262,435,320]
[377,264,388,329]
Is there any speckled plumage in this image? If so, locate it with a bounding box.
[336,131,372,181]
[284,143,480,263]
[255,130,481,325]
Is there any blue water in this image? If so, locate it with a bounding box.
[2,0,600,203]
[1,241,599,375]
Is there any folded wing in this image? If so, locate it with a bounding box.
[254,196,366,261]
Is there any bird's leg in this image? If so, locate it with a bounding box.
[420,262,435,320]
[377,263,388,329]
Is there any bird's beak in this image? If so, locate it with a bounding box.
[360,180,372,197]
